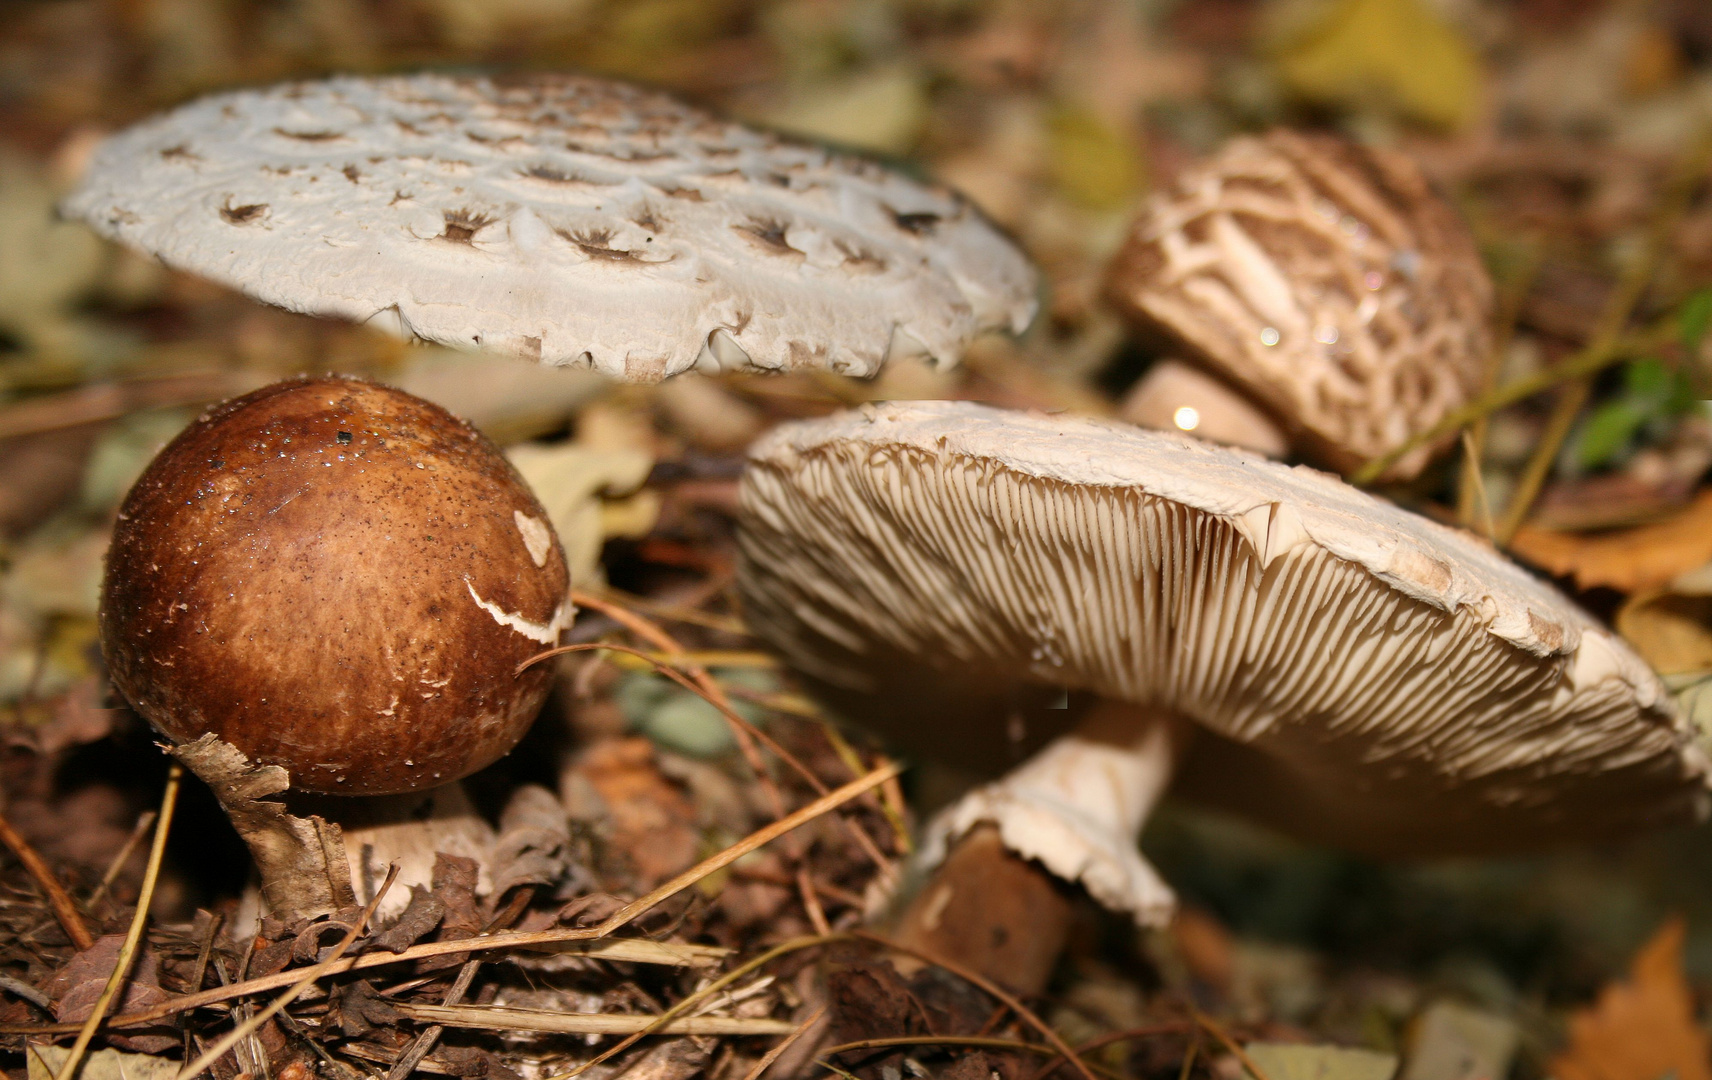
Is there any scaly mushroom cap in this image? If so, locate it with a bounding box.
[1105,130,1492,479]
[62,73,1036,381]
[737,400,1711,856]
[101,376,571,795]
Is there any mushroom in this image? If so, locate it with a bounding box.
[102,375,571,919]
[60,72,1036,382]
[1105,130,1492,479]
[736,399,1711,991]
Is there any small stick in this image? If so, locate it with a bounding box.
[0,974,51,1010]
[1459,431,1497,539]
[0,805,95,950]
[1188,1006,1271,1080]
[548,935,855,1078]
[87,810,157,911]
[1494,378,1590,543]
[53,763,183,1080]
[739,1005,827,1080]
[796,867,832,938]
[175,864,400,1080]
[189,912,222,998]
[385,959,479,1080]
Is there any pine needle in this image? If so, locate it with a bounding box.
[53,763,182,1080]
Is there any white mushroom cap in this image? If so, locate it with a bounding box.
[737,400,1712,856]
[1105,130,1491,479]
[61,73,1036,381]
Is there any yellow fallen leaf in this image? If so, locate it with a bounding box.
[1509,488,1712,594]
[1274,0,1483,130]
[1616,590,1712,676]
[1045,102,1146,211]
[1551,918,1712,1080]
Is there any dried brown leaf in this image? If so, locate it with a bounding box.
[1551,917,1712,1080]
[489,784,571,900]
[1509,488,1712,593]
[372,886,448,954]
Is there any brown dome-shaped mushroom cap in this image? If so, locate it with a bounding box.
[61,73,1036,382]
[1105,130,1491,480]
[737,400,1711,856]
[101,376,571,795]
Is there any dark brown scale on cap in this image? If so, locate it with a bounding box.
[101,376,571,795]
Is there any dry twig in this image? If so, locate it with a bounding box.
[0,804,95,951]
[53,763,182,1080]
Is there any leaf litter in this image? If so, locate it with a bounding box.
[8,0,1712,1079]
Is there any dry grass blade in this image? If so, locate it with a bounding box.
[176,864,400,1080]
[2,769,893,1040]
[591,588,748,635]
[87,810,157,911]
[0,937,726,1035]
[740,1004,827,1080]
[53,763,182,1080]
[1492,133,1712,538]
[520,636,896,872]
[393,1003,797,1036]
[569,590,781,810]
[0,804,95,951]
[1188,1006,1270,1080]
[566,593,834,805]
[851,931,1097,1080]
[1494,378,1591,542]
[1459,430,1497,539]
[548,934,852,1080]
[587,763,899,935]
[385,959,479,1080]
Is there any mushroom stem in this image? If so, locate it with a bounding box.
[895,701,1189,993]
[291,785,495,921]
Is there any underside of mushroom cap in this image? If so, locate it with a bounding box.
[737,400,1712,856]
[1105,130,1491,480]
[62,73,1037,381]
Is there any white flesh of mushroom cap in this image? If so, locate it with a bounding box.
[62,73,1036,381]
[737,400,1712,925]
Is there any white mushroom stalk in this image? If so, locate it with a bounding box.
[736,400,1712,980]
[61,73,1036,382]
[916,703,1184,926]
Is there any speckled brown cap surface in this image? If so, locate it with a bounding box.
[101,376,571,795]
[1106,130,1492,479]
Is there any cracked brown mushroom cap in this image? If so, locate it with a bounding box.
[1105,130,1491,479]
[737,400,1712,874]
[102,375,572,796]
[61,73,1036,381]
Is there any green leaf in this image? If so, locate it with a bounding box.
[1576,399,1647,470]
[1680,289,1712,353]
